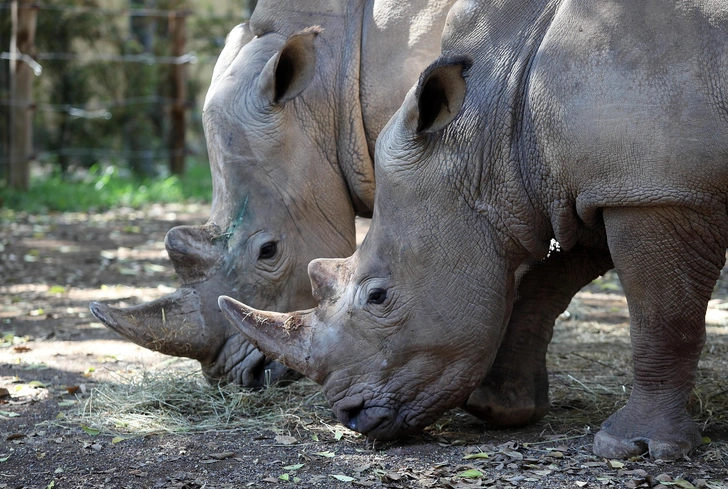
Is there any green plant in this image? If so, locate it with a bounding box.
[0,159,212,213]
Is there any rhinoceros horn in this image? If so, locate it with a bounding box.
[89,287,221,360]
[217,296,324,384]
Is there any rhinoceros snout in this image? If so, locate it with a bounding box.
[165,224,223,283]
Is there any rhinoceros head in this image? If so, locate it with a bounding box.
[219,58,524,438]
[90,22,365,387]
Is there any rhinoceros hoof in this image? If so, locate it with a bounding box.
[593,409,702,460]
[463,387,549,427]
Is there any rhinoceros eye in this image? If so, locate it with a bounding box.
[367,288,387,305]
[258,241,278,260]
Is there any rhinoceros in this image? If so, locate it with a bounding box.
[88,0,456,387]
[219,0,728,460]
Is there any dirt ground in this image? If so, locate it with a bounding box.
[1,203,727,489]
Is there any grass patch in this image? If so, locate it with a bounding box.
[64,360,342,440]
[0,161,212,213]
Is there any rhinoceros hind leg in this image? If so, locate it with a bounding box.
[465,244,612,427]
[596,206,727,459]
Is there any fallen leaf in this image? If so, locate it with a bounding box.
[209,452,235,460]
[609,460,625,469]
[0,456,9,463]
[57,401,76,407]
[669,480,697,489]
[12,346,31,353]
[0,388,9,398]
[582,462,604,467]
[28,380,46,388]
[335,429,344,440]
[65,386,80,394]
[576,482,588,487]
[48,285,66,295]
[463,451,490,459]
[315,451,336,458]
[112,437,125,444]
[275,435,297,445]
[0,411,19,419]
[283,464,304,471]
[352,481,377,487]
[100,250,115,260]
[458,469,483,478]
[279,473,290,481]
[6,433,26,441]
[332,474,355,482]
[503,451,523,461]
[81,425,100,436]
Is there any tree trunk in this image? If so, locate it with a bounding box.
[7,0,37,191]
[168,10,188,176]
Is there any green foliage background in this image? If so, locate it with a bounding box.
[1,0,250,210]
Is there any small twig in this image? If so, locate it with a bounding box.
[522,432,589,447]
[568,352,631,378]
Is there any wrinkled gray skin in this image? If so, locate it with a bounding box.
[220,0,728,460]
[89,0,456,387]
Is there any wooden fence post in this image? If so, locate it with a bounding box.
[8,0,38,190]
[168,10,188,176]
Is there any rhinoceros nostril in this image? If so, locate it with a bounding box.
[343,407,363,431]
[335,394,365,431]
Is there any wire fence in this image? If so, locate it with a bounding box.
[1,1,249,183]
[0,2,236,19]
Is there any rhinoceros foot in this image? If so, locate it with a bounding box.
[90,289,300,388]
[463,373,549,428]
[593,402,702,460]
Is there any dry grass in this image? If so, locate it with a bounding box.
[66,360,331,439]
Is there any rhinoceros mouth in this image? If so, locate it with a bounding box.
[339,404,397,438]
[329,391,410,440]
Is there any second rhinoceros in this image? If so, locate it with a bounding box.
[89,0,456,386]
[220,0,728,460]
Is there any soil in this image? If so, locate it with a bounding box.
[1,203,727,489]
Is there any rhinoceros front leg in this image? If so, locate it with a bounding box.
[464,244,613,427]
[593,206,727,460]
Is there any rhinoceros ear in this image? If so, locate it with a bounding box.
[259,26,321,104]
[414,56,472,134]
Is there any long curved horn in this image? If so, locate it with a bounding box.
[218,296,324,383]
[90,287,226,363]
